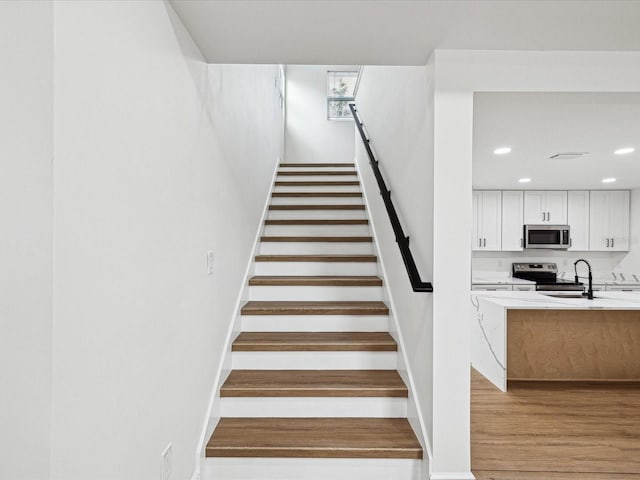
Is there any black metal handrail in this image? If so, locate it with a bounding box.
[349,103,433,293]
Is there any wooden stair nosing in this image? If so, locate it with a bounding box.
[220,370,407,397]
[254,254,377,263]
[275,181,360,186]
[272,192,362,198]
[231,332,397,352]
[277,171,357,176]
[241,301,389,316]
[248,275,382,286]
[269,204,365,210]
[260,236,372,243]
[206,417,423,459]
[279,163,355,167]
[264,219,368,225]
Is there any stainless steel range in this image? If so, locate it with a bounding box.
[512,262,584,291]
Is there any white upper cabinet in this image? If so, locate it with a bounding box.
[472,191,502,251]
[567,191,590,251]
[501,191,524,251]
[589,190,630,251]
[524,191,568,224]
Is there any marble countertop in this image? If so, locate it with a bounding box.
[472,291,640,310]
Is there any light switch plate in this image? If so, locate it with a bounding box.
[207,251,214,276]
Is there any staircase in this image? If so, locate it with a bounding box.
[202,162,423,480]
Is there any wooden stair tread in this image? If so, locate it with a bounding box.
[264,219,368,225]
[275,181,360,186]
[260,236,372,243]
[232,332,397,352]
[249,275,382,286]
[269,204,365,210]
[241,301,389,316]
[272,192,362,197]
[255,254,377,262]
[278,171,357,176]
[206,417,423,459]
[221,370,407,397]
[280,163,355,167]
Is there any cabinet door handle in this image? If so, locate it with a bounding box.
[547,212,551,221]
[542,212,545,221]
[520,238,523,247]
[569,238,572,247]
[611,238,614,248]
[483,238,486,247]
[479,238,482,248]
[606,238,610,247]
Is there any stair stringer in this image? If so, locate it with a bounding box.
[191,158,280,480]
[354,160,433,479]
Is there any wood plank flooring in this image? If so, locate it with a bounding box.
[471,368,640,479]
[206,418,422,459]
[254,254,377,263]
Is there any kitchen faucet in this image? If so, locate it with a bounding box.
[574,259,594,300]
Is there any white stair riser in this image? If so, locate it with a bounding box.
[202,458,422,480]
[220,397,407,418]
[260,242,374,255]
[241,315,389,332]
[255,261,378,276]
[274,185,361,193]
[276,175,358,182]
[270,197,363,205]
[248,285,382,302]
[268,210,367,220]
[264,225,370,236]
[278,166,355,172]
[231,351,397,370]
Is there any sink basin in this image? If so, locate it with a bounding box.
[541,293,594,299]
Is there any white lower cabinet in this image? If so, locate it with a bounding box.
[512,285,536,292]
[472,284,513,292]
[605,285,640,292]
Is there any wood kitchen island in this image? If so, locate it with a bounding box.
[471,291,640,391]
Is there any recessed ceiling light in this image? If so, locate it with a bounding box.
[494,147,512,155]
[602,178,617,183]
[518,178,531,183]
[614,147,635,155]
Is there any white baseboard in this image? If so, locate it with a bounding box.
[430,472,476,480]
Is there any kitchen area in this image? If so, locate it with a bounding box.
[469,93,640,479]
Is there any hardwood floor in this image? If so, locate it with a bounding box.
[471,368,640,479]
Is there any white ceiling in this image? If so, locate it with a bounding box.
[169,0,640,65]
[473,93,640,190]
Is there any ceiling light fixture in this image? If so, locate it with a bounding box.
[493,147,512,155]
[518,178,531,183]
[614,147,635,155]
[602,178,617,183]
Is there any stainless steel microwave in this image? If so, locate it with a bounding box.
[524,225,570,249]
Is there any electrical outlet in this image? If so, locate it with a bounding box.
[207,251,214,276]
[161,443,172,480]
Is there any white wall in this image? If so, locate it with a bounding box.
[355,66,434,464]
[285,65,355,163]
[0,2,53,480]
[51,2,283,480]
